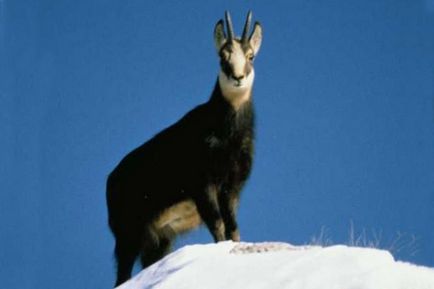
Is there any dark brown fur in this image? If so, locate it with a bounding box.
[107,12,261,287]
[107,82,254,286]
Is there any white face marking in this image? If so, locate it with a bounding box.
[219,69,254,110]
[218,41,255,110]
[230,42,248,78]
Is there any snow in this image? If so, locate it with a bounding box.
[117,241,434,289]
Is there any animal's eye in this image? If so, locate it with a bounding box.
[248,54,254,61]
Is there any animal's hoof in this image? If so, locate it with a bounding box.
[230,230,240,242]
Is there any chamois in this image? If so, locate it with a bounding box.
[107,11,262,287]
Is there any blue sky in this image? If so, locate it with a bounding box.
[1,0,433,288]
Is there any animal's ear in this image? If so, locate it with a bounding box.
[214,19,226,53]
[249,22,262,55]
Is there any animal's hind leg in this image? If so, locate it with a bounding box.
[114,237,140,287]
[140,226,173,269]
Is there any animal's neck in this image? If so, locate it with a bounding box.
[208,80,254,136]
[210,80,252,113]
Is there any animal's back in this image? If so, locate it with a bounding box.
[106,105,210,230]
[106,102,253,230]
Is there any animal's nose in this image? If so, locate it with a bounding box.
[232,75,245,81]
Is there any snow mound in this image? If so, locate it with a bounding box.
[117,241,434,289]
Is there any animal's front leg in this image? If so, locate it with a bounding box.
[194,184,226,242]
[218,190,240,241]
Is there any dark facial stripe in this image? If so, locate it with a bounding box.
[219,41,254,80]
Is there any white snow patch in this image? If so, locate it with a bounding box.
[116,241,434,289]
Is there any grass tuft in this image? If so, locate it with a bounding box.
[309,221,419,259]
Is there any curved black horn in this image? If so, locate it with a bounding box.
[225,11,234,42]
[241,11,252,43]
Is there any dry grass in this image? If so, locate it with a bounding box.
[309,221,419,258]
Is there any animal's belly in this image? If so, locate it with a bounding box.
[153,200,201,234]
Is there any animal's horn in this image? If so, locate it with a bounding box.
[242,11,252,43]
[225,11,234,42]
